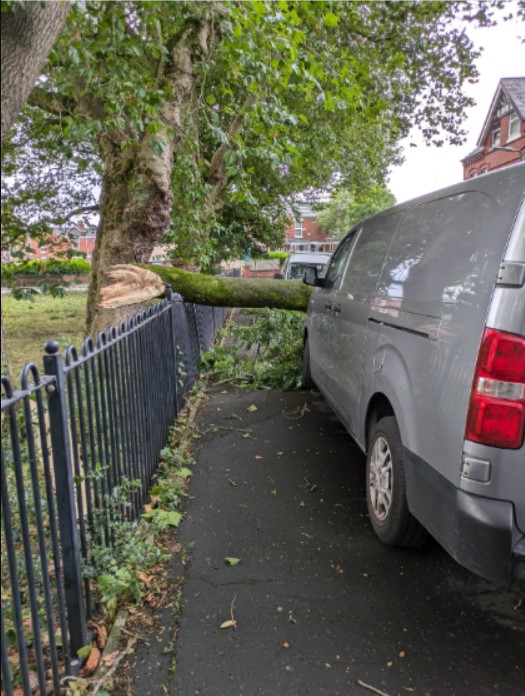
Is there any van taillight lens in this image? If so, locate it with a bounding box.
[466,329,525,449]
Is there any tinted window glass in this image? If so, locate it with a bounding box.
[287,262,328,280]
[341,214,402,298]
[377,192,491,304]
[325,230,358,289]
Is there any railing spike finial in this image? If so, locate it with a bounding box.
[44,339,60,355]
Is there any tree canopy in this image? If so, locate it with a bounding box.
[2,0,522,330]
[316,186,396,239]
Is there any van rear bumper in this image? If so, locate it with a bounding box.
[404,449,524,588]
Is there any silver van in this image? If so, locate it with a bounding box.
[302,164,525,587]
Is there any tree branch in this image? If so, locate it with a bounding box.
[27,85,76,117]
[99,264,312,312]
[207,94,257,212]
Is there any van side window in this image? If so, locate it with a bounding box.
[377,192,491,305]
[341,214,402,298]
[324,230,358,289]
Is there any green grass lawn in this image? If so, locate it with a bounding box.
[3,292,88,379]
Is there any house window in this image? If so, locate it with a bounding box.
[480,166,489,175]
[294,219,303,238]
[508,111,520,141]
[40,246,46,253]
[492,125,501,148]
[469,170,478,178]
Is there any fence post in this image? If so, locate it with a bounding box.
[44,340,88,664]
[167,289,194,403]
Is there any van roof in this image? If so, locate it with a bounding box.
[287,252,332,263]
[369,163,525,226]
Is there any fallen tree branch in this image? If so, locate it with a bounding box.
[98,264,312,312]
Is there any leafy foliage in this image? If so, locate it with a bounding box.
[316,186,397,239]
[202,309,304,390]
[3,258,91,276]
[84,477,166,608]
[2,0,511,283]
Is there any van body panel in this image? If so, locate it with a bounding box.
[404,448,521,585]
[360,339,418,448]
[322,214,402,439]
[304,164,525,585]
[461,440,525,534]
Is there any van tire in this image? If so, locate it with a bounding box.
[366,416,427,547]
[301,338,314,389]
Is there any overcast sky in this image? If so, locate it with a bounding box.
[388,13,525,204]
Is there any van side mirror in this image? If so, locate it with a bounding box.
[303,267,318,286]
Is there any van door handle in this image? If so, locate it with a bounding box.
[333,304,341,314]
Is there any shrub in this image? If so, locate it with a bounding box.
[2,258,91,277]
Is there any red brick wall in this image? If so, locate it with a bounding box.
[25,232,96,260]
[463,111,525,179]
[285,216,328,243]
[27,234,72,259]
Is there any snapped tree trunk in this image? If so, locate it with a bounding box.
[86,131,175,335]
[99,265,312,313]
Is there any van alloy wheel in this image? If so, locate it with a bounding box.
[366,416,427,547]
[369,436,393,521]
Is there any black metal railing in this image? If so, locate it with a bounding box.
[1,282,235,695]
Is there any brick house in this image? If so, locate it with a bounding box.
[284,203,338,253]
[461,77,525,178]
[26,220,96,261]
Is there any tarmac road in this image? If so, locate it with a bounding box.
[125,385,524,696]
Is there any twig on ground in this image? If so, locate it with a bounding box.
[220,594,238,630]
[217,426,253,434]
[357,679,390,696]
[230,595,237,626]
[92,637,138,694]
[283,403,309,420]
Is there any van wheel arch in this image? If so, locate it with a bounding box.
[365,394,395,448]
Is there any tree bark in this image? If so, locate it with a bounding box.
[99,264,312,313]
[86,130,175,334]
[1,1,69,142]
[86,14,217,335]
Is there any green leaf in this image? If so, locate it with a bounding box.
[77,643,93,660]
[324,12,339,27]
[225,557,241,566]
[177,467,193,479]
[143,509,182,528]
[247,405,258,412]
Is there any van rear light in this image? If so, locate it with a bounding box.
[466,329,525,449]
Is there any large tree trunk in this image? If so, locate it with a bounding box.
[99,264,312,313]
[1,1,69,142]
[86,130,175,334]
[86,16,216,335]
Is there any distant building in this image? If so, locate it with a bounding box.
[284,204,338,254]
[461,77,525,178]
[26,220,96,261]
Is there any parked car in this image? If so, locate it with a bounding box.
[302,164,525,587]
[275,252,332,280]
